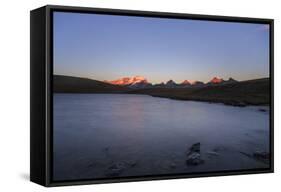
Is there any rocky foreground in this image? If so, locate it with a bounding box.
[103,142,270,177]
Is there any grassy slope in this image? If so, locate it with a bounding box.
[53,75,131,93]
[127,78,270,106]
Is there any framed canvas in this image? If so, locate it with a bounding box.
[30,5,274,187]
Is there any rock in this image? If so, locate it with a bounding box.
[229,101,246,107]
[253,151,270,162]
[239,151,270,164]
[107,162,125,176]
[186,152,204,165]
[240,151,253,158]
[224,100,247,107]
[236,102,246,107]
[258,108,267,112]
[126,160,137,167]
[186,143,204,166]
[189,142,201,153]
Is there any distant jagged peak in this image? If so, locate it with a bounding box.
[105,76,238,87]
[154,82,165,86]
[227,77,237,82]
[181,80,191,85]
[106,76,149,85]
[132,75,147,81]
[166,79,177,85]
[209,76,224,84]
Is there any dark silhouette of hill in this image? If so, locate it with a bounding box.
[53,75,269,106]
[53,75,131,93]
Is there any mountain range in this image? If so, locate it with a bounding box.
[105,76,238,89]
[53,75,269,106]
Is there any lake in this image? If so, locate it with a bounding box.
[53,93,270,181]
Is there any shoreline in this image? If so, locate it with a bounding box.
[146,94,269,107]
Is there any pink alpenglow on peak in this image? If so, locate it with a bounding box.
[105,76,149,85]
[181,80,191,85]
[209,77,224,84]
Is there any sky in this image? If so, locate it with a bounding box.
[53,11,270,84]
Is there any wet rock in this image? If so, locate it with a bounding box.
[225,101,247,107]
[107,162,125,176]
[186,143,204,166]
[253,151,270,163]
[240,151,270,164]
[186,152,204,165]
[189,142,201,153]
[253,151,269,159]
[126,160,137,167]
[258,108,267,112]
[232,101,247,107]
[207,151,219,156]
[240,151,252,158]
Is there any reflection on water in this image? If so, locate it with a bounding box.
[53,94,270,181]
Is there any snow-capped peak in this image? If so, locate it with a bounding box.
[106,76,149,85]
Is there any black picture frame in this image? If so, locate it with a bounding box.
[30,5,274,187]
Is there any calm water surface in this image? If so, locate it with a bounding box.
[53,94,270,181]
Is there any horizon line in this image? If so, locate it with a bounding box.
[53,73,269,84]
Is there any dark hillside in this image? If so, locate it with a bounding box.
[53,75,131,93]
[127,78,270,106]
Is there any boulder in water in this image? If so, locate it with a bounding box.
[186,143,204,166]
[186,152,204,165]
[107,162,125,176]
[189,142,201,153]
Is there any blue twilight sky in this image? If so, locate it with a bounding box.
[53,12,269,84]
